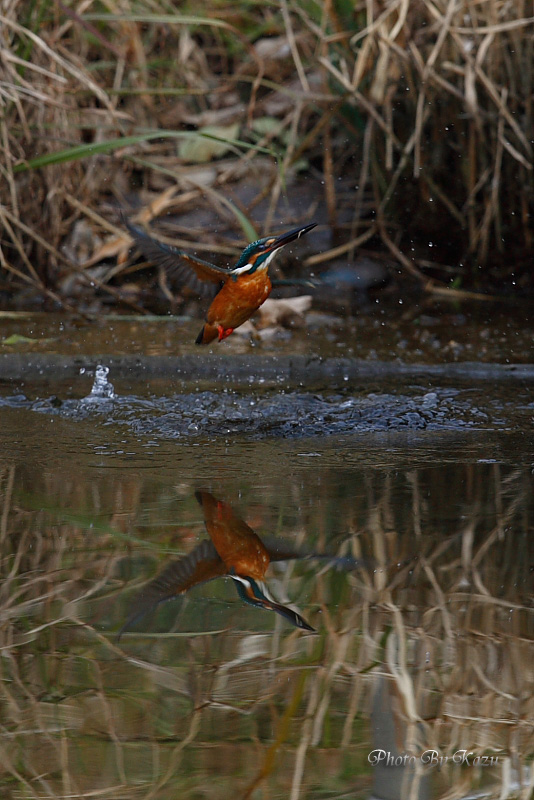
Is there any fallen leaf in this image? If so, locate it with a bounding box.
[251,116,289,143]
[178,124,240,163]
[3,334,48,345]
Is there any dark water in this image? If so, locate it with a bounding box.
[1,305,533,799]
[1,382,533,799]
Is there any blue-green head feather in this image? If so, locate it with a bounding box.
[231,223,317,275]
[234,238,273,271]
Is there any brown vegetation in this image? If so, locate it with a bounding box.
[1,1,533,311]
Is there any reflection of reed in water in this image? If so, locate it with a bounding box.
[343,466,534,800]
[0,462,532,799]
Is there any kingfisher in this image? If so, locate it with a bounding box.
[119,489,373,638]
[124,217,317,344]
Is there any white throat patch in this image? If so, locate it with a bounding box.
[233,263,254,275]
[232,249,278,276]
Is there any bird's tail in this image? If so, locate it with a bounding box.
[195,324,218,345]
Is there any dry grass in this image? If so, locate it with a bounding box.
[313,0,534,279]
[0,0,533,310]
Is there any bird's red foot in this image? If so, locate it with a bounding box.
[217,325,234,341]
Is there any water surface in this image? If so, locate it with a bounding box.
[1,396,532,799]
[1,301,533,799]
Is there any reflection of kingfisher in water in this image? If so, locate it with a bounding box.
[194,490,314,630]
[121,490,362,636]
[124,218,316,344]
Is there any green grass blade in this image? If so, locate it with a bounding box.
[82,13,234,30]
[14,131,274,173]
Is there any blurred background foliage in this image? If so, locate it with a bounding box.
[1,0,533,310]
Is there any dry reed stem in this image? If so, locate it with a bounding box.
[0,15,113,111]
[264,102,303,232]
[314,0,534,271]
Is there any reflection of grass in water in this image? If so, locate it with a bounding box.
[14,490,174,549]
[0,462,533,797]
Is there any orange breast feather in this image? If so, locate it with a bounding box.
[202,496,270,579]
[207,272,272,330]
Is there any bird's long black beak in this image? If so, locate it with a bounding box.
[267,599,316,631]
[232,575,315,631]
[267,222,317,252]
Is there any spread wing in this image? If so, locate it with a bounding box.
[259,536,367,570]
[125,219,231,300]
[118,540,226,638]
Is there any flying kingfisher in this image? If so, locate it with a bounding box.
[124,218,317,344]
[119,490,364,638]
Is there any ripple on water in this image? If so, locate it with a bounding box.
[0,381,531,440]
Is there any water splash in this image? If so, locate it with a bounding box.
[82,364,115,403]
[0,379,530,440]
